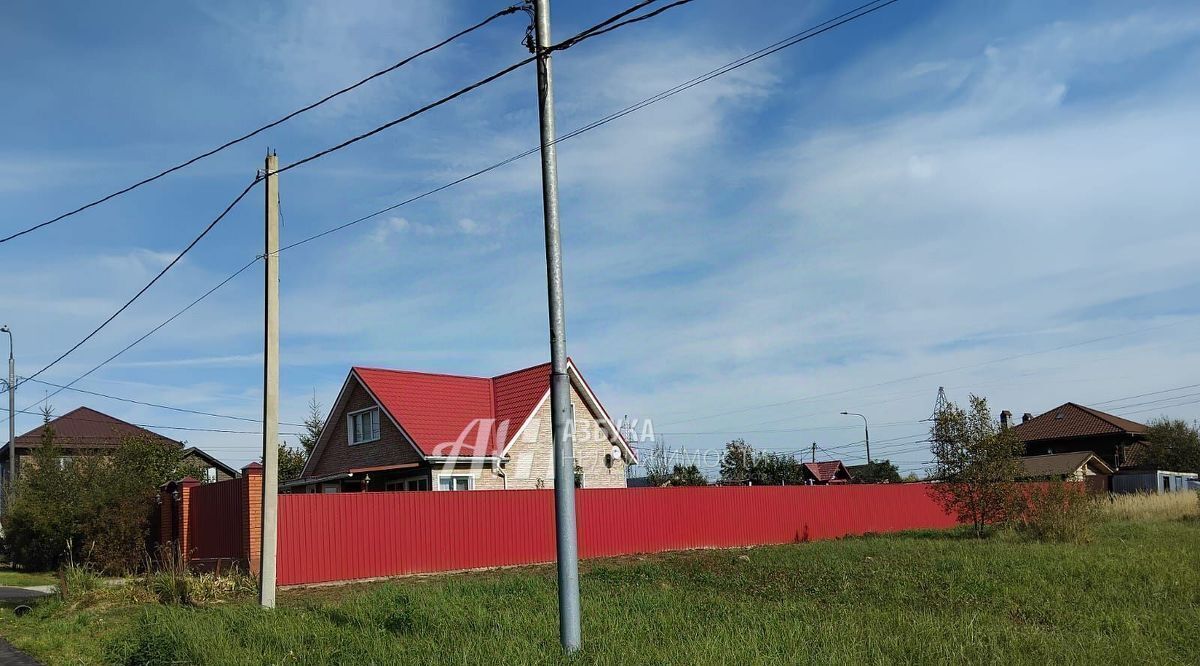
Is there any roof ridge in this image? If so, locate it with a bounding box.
[1021,450,1092,460]
[353,365,492,382]
[489,360,552,381]
[1069,402,1145,431]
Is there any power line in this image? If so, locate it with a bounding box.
[8,0,883,430]
[268,0,699,181]
[1116,395,1200,417]
[2,0,704,418]
[0,4,527,245]
[656,419,922,436]
[4,259,260,420]
[19,377,304,427]
[10,407,301,436]
[661,319,1198,427]
[1088,382,1200,408]
[271,0,901,256]
[17,177,261,391]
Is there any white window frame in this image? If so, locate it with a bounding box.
[569,403,577,440]
[436,474,474,491]
[346,407,381,445]
[204,467,217,483]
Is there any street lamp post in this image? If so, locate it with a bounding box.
[840,411,870,464]
[1,326,13,488]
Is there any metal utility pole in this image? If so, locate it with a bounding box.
[530,0,581,653]
[841,411,870,464]
[1,326,13,490]
[811,442,816,463]
[260,152,280,609]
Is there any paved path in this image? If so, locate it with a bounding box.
[0,639,39,666]
[0,587,50,603]
[0,587,49,665]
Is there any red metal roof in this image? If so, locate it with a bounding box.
[1010,403,1147,443]
[353,362,556,458]
[801,460,852,483]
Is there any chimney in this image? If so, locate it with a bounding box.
[1022,412,1032,424]
[1000,410,1012,429]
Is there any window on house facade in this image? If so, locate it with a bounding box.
[204,467,217,483]
[569,403,577,440]
[438,475,472,491]
[348,408,380,445]
[385,477,431,492]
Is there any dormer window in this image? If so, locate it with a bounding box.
[348,407,381,445]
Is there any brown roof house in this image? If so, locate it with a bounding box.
[1018,451,1114,494]
[1008,403,1147,471]
[0,406,237,484]
[800,460,853,485]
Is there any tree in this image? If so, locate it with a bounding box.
[3,429,204,573]
[643,438,672,487]
[278,441,307,482]
[719,439,755,483]
[852,460,902,484]
[719,440,804,485]
[1132,418,1200,474]
[667,464,707,486]
[296,391,326,457]
[928,394,1023,537]
[752,451,805,485]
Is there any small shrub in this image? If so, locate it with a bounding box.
[1016,482,1099,543]
[59,562,103,601]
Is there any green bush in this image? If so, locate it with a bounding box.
[2,422,205,574]
[1017,481,1100,543]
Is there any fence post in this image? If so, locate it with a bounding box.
[177,477,200,565]
[242,463,264,576]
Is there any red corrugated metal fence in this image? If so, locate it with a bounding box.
[276,484,957,586]
[187,476,246,561]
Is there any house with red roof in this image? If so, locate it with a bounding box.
[289,359,636,493]
[800,460,852,485]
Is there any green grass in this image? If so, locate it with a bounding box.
[2,520,1198,665]
[0,567,58,587]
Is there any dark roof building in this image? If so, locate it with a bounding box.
[0,406,236,483]
[1010,402,1147,470]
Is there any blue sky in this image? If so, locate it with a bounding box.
[3,0,1199,474]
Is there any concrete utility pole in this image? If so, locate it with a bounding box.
[530,0,581,653]
[841,411,870,464]
[1,326,13,490]
[260,152,280,609]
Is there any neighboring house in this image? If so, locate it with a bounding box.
[0,406,236,483]
[182,446,240,483]
[288,360,637,493]
[1008,403,1147,470]
[1113,469,1198,495]
[800,460,852,485]
[1017,451,1113,493]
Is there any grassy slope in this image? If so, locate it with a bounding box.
[0,568,57,587]
[3,521,1198,665]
